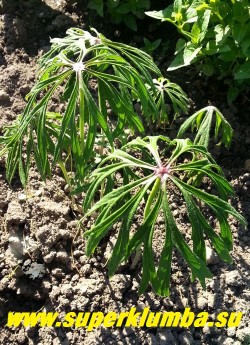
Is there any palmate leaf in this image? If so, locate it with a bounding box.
[150,77,189,124]
[177,105,233,148]
[0,28,162,186]
[82,136,246,296]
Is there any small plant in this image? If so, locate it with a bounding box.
[142,37,162,55]
[152,77,189,125]
[177,105,233,148]
[146,0,250,102]
[87,0,150,31]
[82,136,246,295]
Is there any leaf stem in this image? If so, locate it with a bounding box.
[78,73,85,153]
[144,177,161,218]
[58,159,76,206]
[58,160,71,185]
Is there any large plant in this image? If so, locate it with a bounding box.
[0,28,162,186]
[0,27,245,296]
[82,136,246,295]
[0,28,191,187]
[146,0,250,102]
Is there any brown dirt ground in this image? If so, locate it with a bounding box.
[0,1,249,344]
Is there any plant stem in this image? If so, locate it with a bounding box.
[144,177,160,218]
[130,249,141,270]
[58,160,71,185]
[78,73,85,153]
[58,159,76,206]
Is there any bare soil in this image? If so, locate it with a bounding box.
[0,1,249,344]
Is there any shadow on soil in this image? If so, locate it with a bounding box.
[0,0,77,55]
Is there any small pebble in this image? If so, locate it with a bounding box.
[71,274,79,282]
[181,297,189,308]
[35,190,43,197]
[197,296,207,309]
[43,251,56,263]
[163,299,174,307]
[60,284,73,297]
[202,325,210,334]
[73,250,83,258]
[227,327,236,337]
[64,184,70,193]
[56,250,70,264]
[173,210,179,217]
[206,246,219,265]
[241,173,250,182]
[51,268,64,278]
[19,84,30,96]
[18,193,27,202]
[0,90,10,103]
[225,270,244,287]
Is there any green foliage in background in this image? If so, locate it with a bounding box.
[87,0,150,30]
[142,38,162,55]
[146,0,250,102]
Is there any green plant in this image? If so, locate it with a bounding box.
[0,28,162,186]
[81,136,246,295]
[0,26,244,297]
[87,0,150,31]
[146,0,250,102]
[177,105,233,148]
[142,37,162,55]
[151,77,189,125]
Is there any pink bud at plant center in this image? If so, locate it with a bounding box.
[154,165,170,182]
